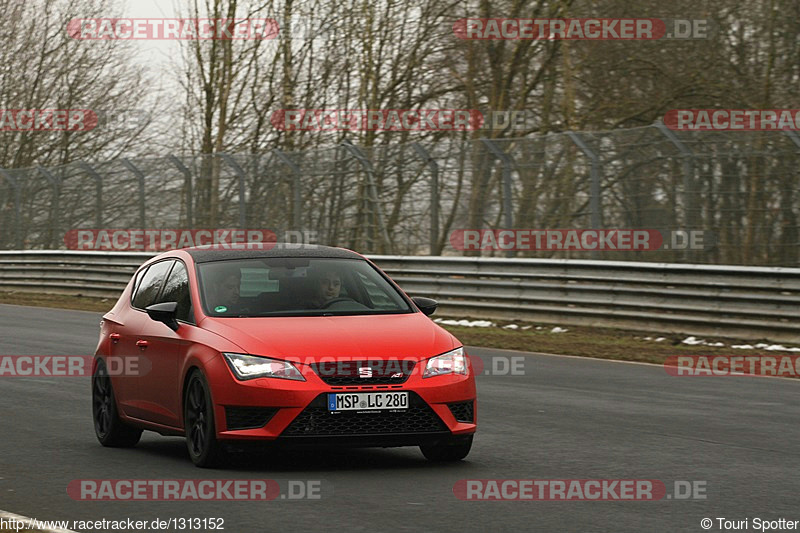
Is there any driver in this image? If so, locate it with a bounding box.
[308,268,342,308]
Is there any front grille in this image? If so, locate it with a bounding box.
[282,393,447,436]
[225,406,278,430]
[312,359,417,386]
[448,401,474,423]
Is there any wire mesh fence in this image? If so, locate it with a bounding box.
[0,122,798,266]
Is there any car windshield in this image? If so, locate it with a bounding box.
[196,257,414,317]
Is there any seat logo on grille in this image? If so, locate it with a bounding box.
[358,367,373,378]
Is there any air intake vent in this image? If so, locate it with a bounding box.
[225,406,278,430]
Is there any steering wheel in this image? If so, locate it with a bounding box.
[320,297,357,309]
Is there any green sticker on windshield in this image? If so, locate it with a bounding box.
[214,305,228,313]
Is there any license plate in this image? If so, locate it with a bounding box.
[327,392,409,411]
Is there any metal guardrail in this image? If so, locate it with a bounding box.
[0,251,798,343]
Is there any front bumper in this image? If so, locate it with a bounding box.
[204,354,478,442]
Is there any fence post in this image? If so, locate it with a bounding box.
[218,153,247,228]
[168,155,193,228]
[0,168,23,248]
[272,149,302,231]
[121,159,147,227]
[411,143,440,255]
[479,139,515,257]
[653,122,699,232]
[566,132,602,231]
[37,166,61,248]
[480,139,515,228]
[341,140,392,254]
[78,162,104,227]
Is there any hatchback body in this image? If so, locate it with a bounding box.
[93,245,477,466]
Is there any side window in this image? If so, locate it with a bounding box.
[132,260,173,310]
[131,266,148,298]
[157,261,193,323]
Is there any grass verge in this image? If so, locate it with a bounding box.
[0,291,111,313]
[442,323,759,365]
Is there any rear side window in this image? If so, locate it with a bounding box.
[156,261,193,323]
[132,260,174,309]
[132,267,147,296]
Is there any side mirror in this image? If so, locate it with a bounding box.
[412,296,438,316]
[145,302,180,331]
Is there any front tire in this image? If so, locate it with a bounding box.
[184,370,224,468]
[420,435,473,462]
[92,359,142,447]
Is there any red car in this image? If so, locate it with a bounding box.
[92,245,477,467]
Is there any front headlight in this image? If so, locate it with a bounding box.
[223,353,305,381]
[423,347,467,378]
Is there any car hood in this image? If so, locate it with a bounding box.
[198,312,458,363]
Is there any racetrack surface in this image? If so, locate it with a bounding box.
[0,303,796,532]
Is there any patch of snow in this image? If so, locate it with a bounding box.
[729,343,800,352]
[757,343,800,352]
[551,327,569,334]
[682,336,706,346]
[439,319,494,328]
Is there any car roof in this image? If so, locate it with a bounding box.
[182,244,365,264]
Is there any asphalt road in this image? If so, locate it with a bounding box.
[0,303,797,533]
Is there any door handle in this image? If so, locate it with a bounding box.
[135,340,149,349]
[109,333,121,344]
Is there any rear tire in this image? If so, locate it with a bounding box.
[420,435,473,462]
[92,359,142,447]
[184,370,225,468]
